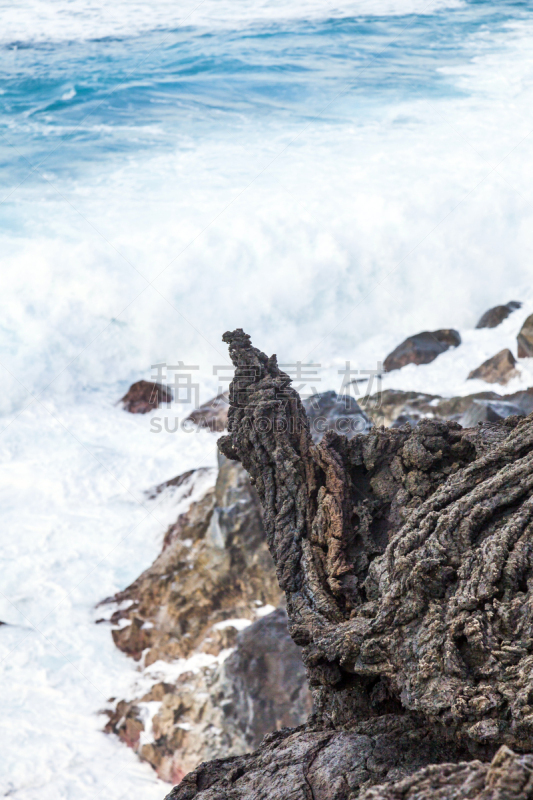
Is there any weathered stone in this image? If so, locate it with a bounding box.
[186,392,229,432]
[120,380,172,413]
[162,329,533,800]
[384,330,461,372]
[476,302,521,330]
[302,390,373,442]
[518,313,533,358]
[361,746,533,799]
[467,349,519,385]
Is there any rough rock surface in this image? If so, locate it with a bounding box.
[101,457,311,780]
[361,746,533,799]
[164,328,533,799]
[468,349,520,385]
[383,329,461,372]
[518,313,533,358]
[120,380,172,413]
[476,302,522,330]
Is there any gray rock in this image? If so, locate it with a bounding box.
[475,301,521,329]
[383,330,461,372]
[460,398,524,427]
[302,390,372,442]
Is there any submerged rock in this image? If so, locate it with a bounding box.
[120,380,172,413]
[518,313,533,358]
[164,328,533,800]
[467,348,519,385]
[383,329,461,372]
[475,301,521,329]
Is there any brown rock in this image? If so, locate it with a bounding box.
[384,330,461,372]
[475,301,521,329]
[101,457,280,663]
[467,349,519,385]
[120,380,172,413]
[517,313,533,358]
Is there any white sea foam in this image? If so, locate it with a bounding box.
[2,2,533,798]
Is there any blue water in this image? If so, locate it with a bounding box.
[1,0,533,411]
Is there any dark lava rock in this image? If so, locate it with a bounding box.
[302,390,373,442]
[120,380,172,413]
[518,313,533,358]
[164,328,533,800]
[384,329,461,372]
[186,392,229,432]
[467,348,519,385]
[475,301,521,329]
[362,746,533,800]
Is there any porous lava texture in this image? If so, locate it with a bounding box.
[165,328,533,799]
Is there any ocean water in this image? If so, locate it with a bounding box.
[2,0,533,796]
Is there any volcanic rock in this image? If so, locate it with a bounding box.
[120,380,172,413]
[163,328,533,800]
[475,301,521,329]
[459,399,524,428]
[383,329,461,372]
[467,348,519,385]
[518,313,533,358]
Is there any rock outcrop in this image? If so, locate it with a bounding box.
[476,302,521,330]
[164,328,533,799]
[120,380,172,413]
[467,349,519,385]
[383,329,461,372]
[101,456,311,781]
[518,314,533,358]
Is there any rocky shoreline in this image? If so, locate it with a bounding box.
[103,305,533,797]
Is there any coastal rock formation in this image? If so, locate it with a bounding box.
[383,329,461,372]
[467,349,519,385]
[101,457,311,780]
[120,380,172,413]
[518,314,533,358]
[165,328,533,799]
[476,302,521,330]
